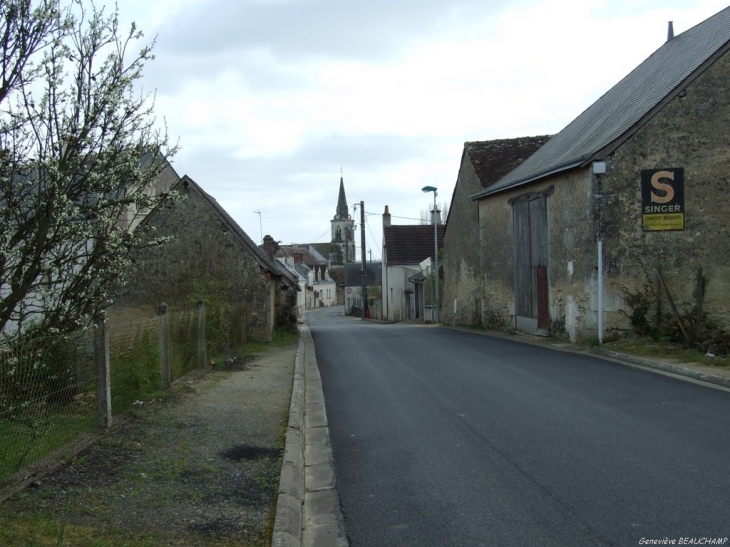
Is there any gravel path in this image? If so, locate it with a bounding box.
[0,342,297,547]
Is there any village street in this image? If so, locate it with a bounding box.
[307,306,730,547]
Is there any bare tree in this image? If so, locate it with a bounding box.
[419,201,449,225]
[0,0,178,336]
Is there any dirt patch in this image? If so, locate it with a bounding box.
[0,342,298,547]
[220,444,282,462]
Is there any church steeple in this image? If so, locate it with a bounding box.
[330,174,356,265]
[335,176,350,220]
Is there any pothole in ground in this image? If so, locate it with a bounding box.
[219,444,281,461]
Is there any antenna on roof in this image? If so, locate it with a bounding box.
[667,21,674,42]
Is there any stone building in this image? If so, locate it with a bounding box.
[470,7,730,341]
[115,175,299,342]
[441,137,550,327]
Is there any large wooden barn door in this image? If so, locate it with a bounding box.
[513,195,549,336]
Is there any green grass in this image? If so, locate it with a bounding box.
[238,329,298,359]
[601,336,730,368]
[0,410,96,481]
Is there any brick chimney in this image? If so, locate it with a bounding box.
[383,205,391,227]
[263,234,275,256]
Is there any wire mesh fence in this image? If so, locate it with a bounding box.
[0,303,206,484]
[0,328,96,484]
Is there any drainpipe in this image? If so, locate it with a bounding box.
[593,161,607,344]
[598,240,603,344]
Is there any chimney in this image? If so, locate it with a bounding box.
[263,234,275,256]
[383,205,391,227]
[431,206,441,226]
[667,21,674,42]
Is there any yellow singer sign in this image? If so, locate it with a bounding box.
[641,168,685,231]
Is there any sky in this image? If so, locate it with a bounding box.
[105,0,728,260]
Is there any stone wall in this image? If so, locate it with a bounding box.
[478,168,595,338]
[442,153,482,327]
[600,48,730,330]
[476,49,730,340]
[114,181,277,342]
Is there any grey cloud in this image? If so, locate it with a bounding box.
[155,0,503,60]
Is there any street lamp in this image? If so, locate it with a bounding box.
[422,185,439,322]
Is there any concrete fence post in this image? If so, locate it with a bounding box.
[159,302,170,390]
[93,315,112,429]
[197,300,207,370]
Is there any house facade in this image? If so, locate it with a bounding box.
[276,244,337,308]
[441,137,550,327]
[344,262,383,317]
[115,175,299,342]
[381,206,445,322]
[470,8,730,341]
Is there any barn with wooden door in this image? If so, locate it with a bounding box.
[470,7,730,341]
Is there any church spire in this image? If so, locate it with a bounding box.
[335,176,349,219]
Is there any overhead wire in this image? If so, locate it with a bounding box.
[309,227,332,243]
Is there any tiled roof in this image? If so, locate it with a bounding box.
[465,136,551,189]
[383,225,445,265]
[474,5,730,198]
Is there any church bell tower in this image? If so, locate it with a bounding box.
[330,176,356,264]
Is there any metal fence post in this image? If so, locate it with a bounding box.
[159,302,170,390]
[197,300,207,370]
[93,315,112,429]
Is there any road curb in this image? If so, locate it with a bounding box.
[592,347,730,389]
[445,325,730,390]
[272,323,348,547]
[272,329,306,547]
[301,324,348,547]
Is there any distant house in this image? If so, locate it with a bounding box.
[470,7,730,341]
[118,153,181,230]
[343,262,382,317]
[115,175,299,342]
[441,137,550,327]
[274,253,308,317]
[381,206,444,322]
[276,244,337,308]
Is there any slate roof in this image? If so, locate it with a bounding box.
[277,245,328,268]
[164,176,299,289]
[335,177,351,220]
[465,136,551,189]
[383,225,445,265]
[309,243,333,261]
[473,5,730,199]
[277,259,305,282]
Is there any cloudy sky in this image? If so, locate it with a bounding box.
[109,0,726,260]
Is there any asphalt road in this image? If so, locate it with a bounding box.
[307,306,730,547]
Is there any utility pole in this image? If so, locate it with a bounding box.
[360,200,368,319]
